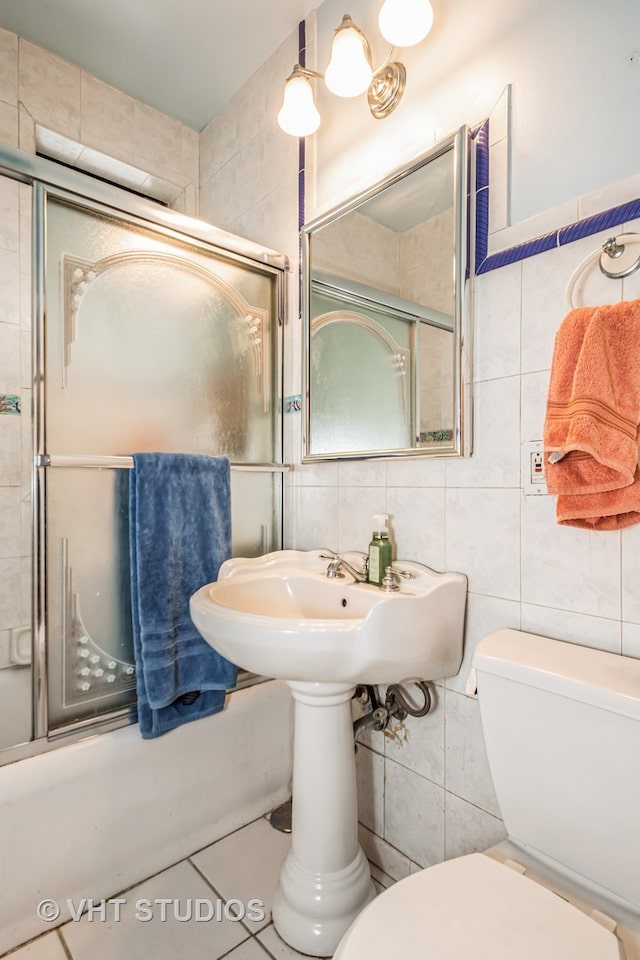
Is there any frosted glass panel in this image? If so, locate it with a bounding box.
[46,198,277,461]
[41,192,282,734]
[46,468,137,730]
[311,319,411,454]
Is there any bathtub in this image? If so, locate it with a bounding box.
[0,679,293,954]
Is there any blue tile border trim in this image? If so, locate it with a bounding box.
[471,120,489,274]
[477,195,640,275]
[298,19,306,322]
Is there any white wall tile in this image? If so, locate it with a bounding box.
[520,369,549,442]
[0,557,21,627]
[385,456,446,488]
[384,689,444,786]
[0,487,20,557]
[0,176,19,253]
[292,461,338,487]
[0,101,18,148]
[0,321,21,390]
[0,417,20,485]
[445,377,520,488]
[521,495,621,619]
[488,138,509,232]
[296,486,338,552]
[384,757,445,867]
[337,460,387,487]
[444,792,506,861]
[19,40,81,141]
[445,488,520,600]
[80,74,136,163]
[386,485,445,569]
[357,824,412,881]
[0,250,20,326]
[230,183,298,262]
[578,172,640,219]
[621,522,640,624]
[355,744,384,835]
[0,28,18,106]
[133,101,183,176]
[181,127,199,183]
[488,85,510,146]
[337,486,387,554]
[520,603,621,653]
[520,230,621,375]
[445,592,521,694]
[444,689,500,818]
[622,621,640,659]
[473,262,521,382]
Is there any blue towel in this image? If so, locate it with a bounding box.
[129,453,237,739]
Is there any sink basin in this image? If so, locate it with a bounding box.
[190,548,467,684]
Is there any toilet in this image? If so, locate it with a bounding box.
[334,629,640,959]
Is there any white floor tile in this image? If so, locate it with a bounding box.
[257,923,311,959]
[191,818,290,933]
[60,860,249,960]
[5,933,68,960]
[225,938,272,959]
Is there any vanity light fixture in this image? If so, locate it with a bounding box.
[277,1,434,137]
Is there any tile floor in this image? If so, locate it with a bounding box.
[4,815,390,960]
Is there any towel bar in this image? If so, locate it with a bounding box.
[35,454,290,472]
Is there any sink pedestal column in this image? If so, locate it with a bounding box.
[272,680,375,957]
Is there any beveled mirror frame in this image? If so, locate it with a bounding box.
[301,125,473,461]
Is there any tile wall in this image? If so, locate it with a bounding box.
[0,175,31,726]
[0,28,199,212]
[294,178,640,875]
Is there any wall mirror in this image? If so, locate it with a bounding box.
[302,125,472,460]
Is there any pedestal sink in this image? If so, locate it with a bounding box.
[190,549,467,957]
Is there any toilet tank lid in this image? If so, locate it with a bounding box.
[473,630,640,721]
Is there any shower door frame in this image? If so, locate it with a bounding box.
[0,143,288,764]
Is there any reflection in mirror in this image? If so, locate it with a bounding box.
[302,126,471,460]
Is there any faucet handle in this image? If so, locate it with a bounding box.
[381,566,401,592]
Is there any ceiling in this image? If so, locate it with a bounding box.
[0,0,318,131]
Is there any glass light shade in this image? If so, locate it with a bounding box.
[277,73,321,137]
[378,0,434,47]
[324,23,373,98]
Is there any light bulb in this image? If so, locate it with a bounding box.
[378,0,434,47]
[324,16,373,98]
[277,68,321,137]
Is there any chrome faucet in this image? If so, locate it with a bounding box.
[322,553,368,583]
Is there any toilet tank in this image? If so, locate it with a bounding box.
[473,629,640,912]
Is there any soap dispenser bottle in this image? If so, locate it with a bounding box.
[368,514,392,586]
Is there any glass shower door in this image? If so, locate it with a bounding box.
[41,189,282,732]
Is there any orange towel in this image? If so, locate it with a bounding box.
[543,298,640,530]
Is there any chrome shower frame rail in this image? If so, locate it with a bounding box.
[0,142,289,766]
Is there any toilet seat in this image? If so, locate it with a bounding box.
[334,853,622,959]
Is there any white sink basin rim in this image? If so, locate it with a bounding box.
[190,549,467,684]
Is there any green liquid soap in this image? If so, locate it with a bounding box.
[368,514,392,586]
